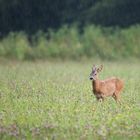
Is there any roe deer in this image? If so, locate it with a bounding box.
[89,65,124,102]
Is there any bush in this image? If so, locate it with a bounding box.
[0,32,30,60]
[0,25,140,60]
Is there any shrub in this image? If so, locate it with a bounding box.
[0,25,140,60]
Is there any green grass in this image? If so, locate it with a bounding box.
[0,60,140,139]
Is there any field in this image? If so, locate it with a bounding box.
[0,60,140,140]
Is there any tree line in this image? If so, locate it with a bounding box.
[0,0,140,35]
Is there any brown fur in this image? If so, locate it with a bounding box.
[90,65,124,102]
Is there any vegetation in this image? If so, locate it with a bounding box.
[0,25,140,60]
[0,61,140,139]
[0,0,139,139]
[0,0,140,61]
[0,0,140,34]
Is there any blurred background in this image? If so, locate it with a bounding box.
[0,0,140,61]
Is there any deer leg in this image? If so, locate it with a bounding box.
[113,92,121,103]
[96,96,100,101]
[98,98,102,102]
[96,96,104,102]
[112,94,118,102]
[101,96,104,102]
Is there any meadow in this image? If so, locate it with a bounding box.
[0,60,140,140]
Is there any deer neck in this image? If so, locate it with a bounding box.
[92,79,100,92]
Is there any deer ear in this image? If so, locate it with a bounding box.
[92,64,96,71]
[97,65,103,72]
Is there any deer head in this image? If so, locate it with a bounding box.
[89,65,103,80]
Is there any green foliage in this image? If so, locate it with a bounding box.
[0,32,29,60]
[0,25,140,60]
[0,61,140,139]
[0,0,140,34]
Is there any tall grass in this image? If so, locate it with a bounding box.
[0,25,140,60]
[0,61,140,139]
